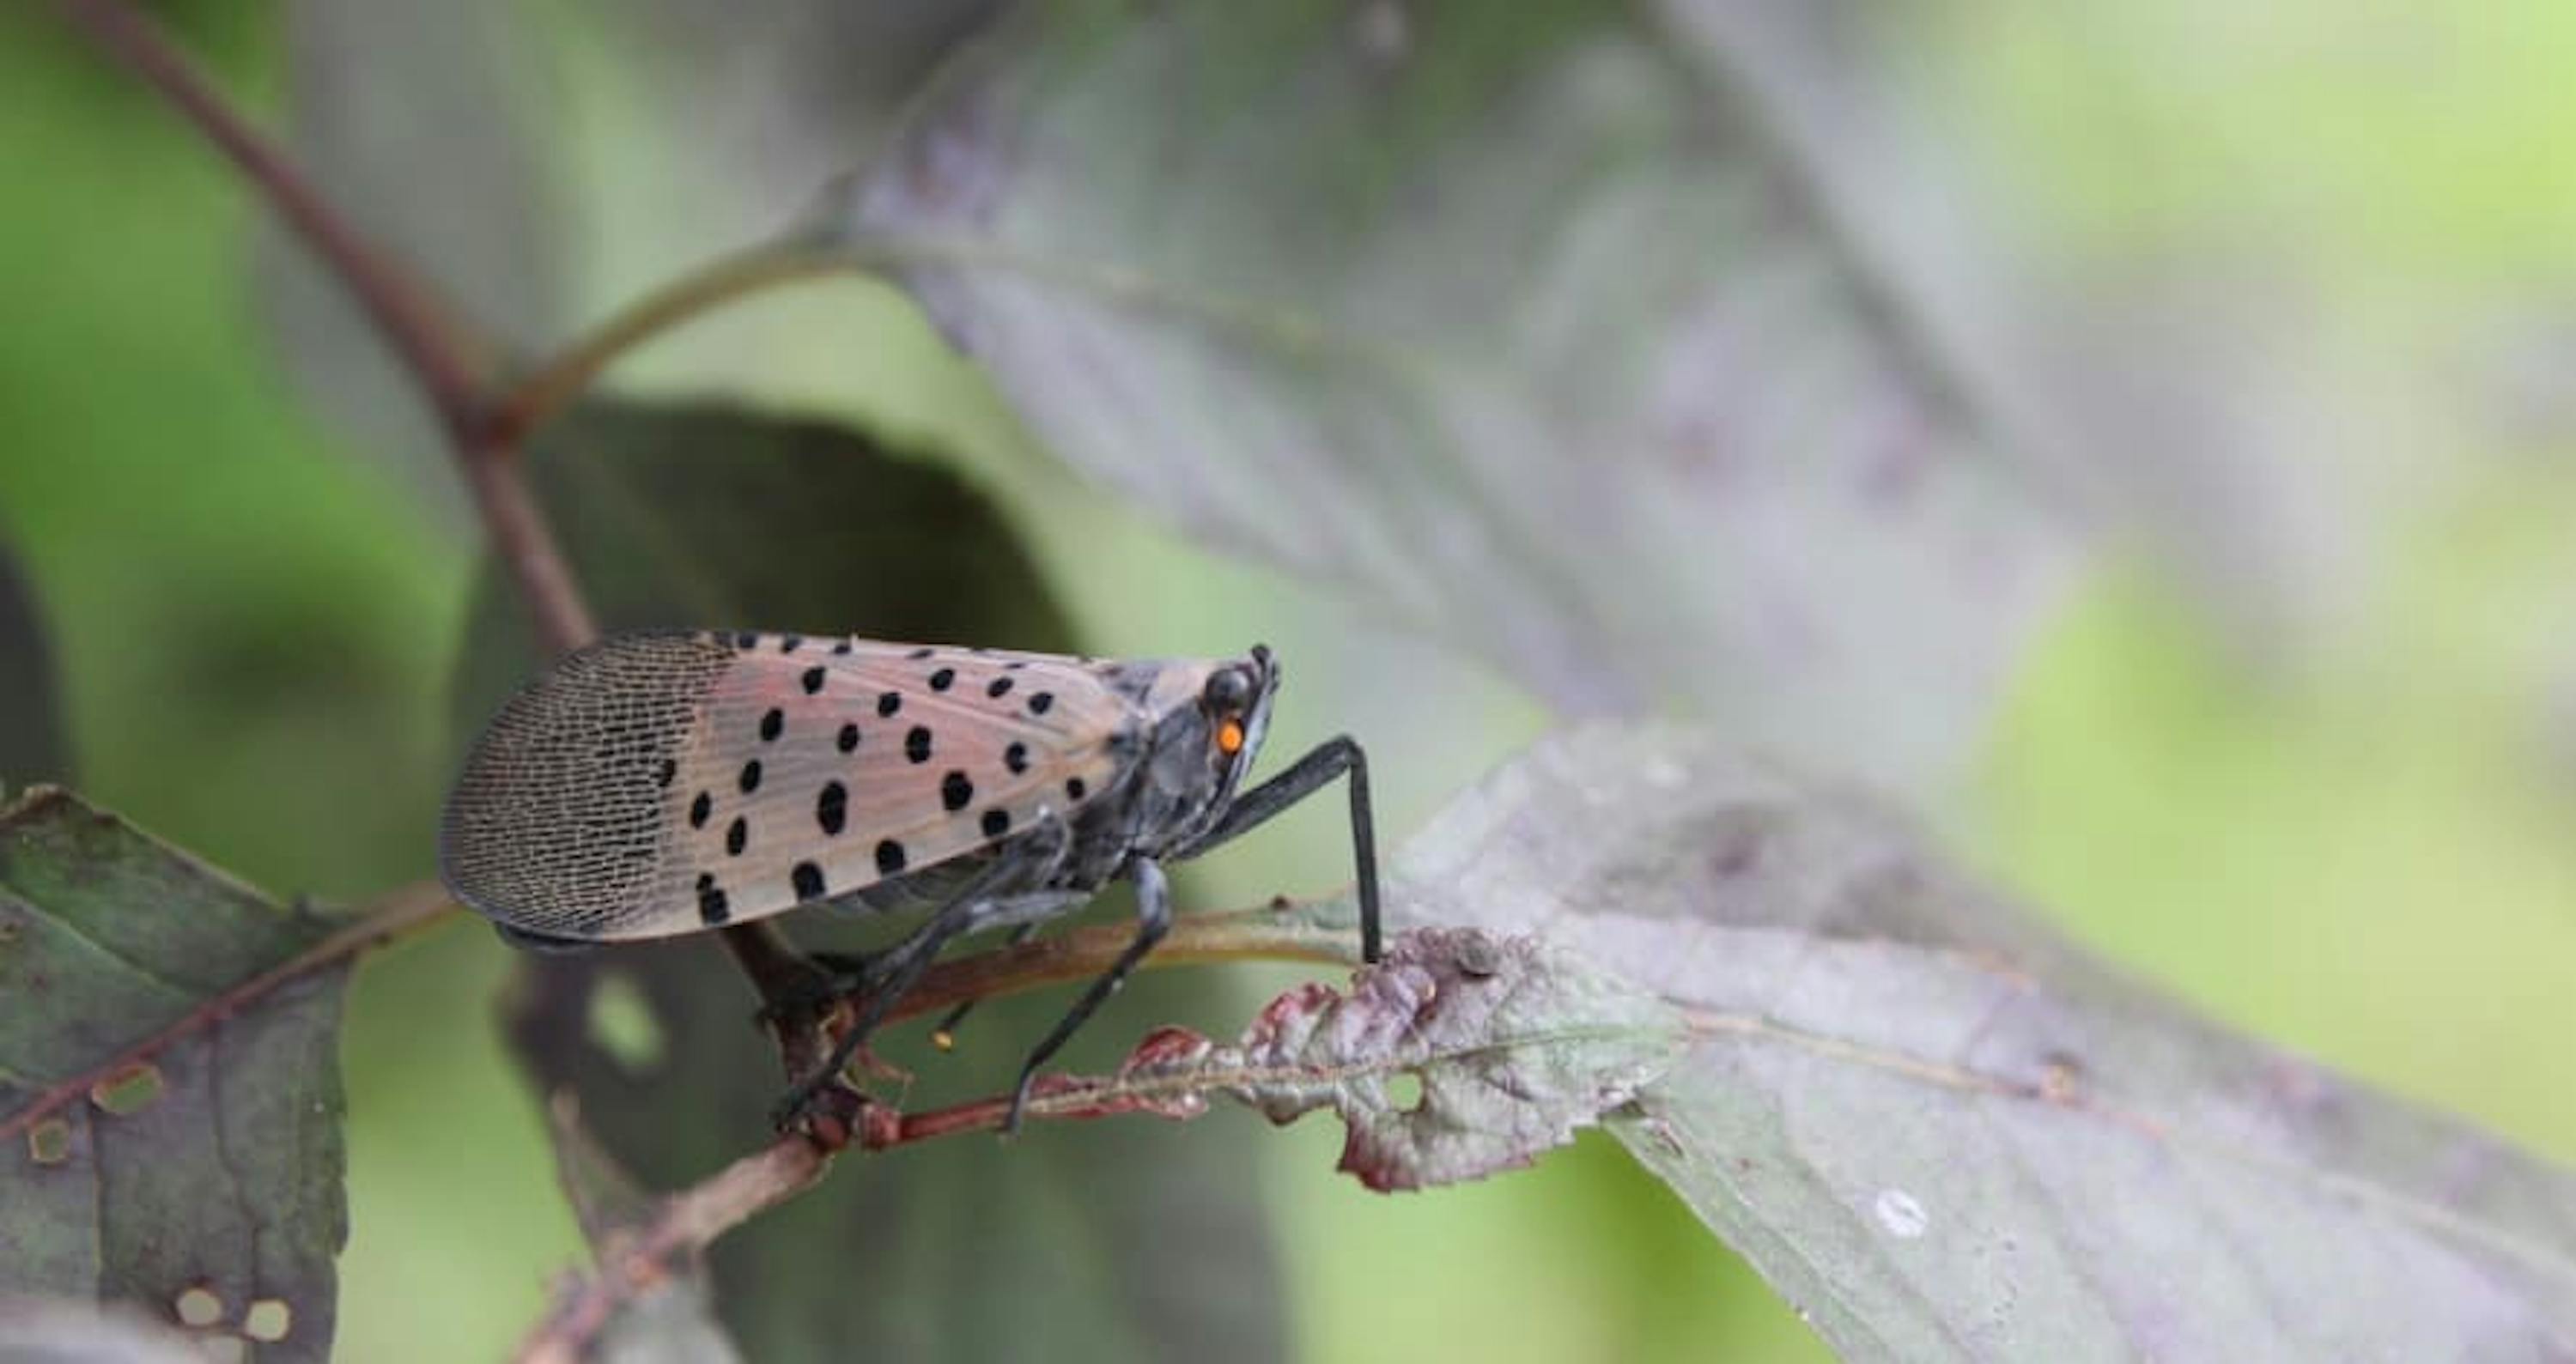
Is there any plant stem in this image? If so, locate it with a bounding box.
[489,242,858,447]
[885,900,1360,1024]
[53,0,597,654]
[511,902,1362,1361]
[0,881,461,1143]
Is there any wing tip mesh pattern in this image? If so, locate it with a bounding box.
[440,631,734,937]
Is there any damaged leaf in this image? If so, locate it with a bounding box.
[1361,724,2576,1361]
[1217,929,1680,1191]
[0,789,358,1363]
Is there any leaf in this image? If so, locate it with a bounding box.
[1217,929,1679,1191]
[461,399,1285,1362]
[0,541,67,789]
[1370,724,2576,1360]
[0,1296,208,1364]
[0,788,358,1364]
[841,0,2084,789]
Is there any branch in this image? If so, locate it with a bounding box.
[488,242,857,447]
[508,900,1367,1359]
[517,1126,829,1364]
[0,881,460,1143]
[53,0,597,654]
[886,897,1361,1024]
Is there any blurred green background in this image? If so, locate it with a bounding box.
[4,3,2574,1361]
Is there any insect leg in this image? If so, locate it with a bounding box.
[493,922,598,955]
[1004,856,1173,1134]
[927,923,1042,1049]
[770,815,1070,1131]
[1180,735,1382,964]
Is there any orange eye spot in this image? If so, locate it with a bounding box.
[1217,718,1246,755]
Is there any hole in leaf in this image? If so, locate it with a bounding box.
[242,1298,291,1342]
[586,971,665,1074]
[197,1335,247,1364]
[27,1116,70,1164]
[91,1064,163,1116]
[1387,1070,1425,1113]
[173,1286,224,1328]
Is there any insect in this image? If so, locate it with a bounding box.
[440,629,1382,1130]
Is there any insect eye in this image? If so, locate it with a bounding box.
[1217,718,1246,755]
[1202,665,1255,714]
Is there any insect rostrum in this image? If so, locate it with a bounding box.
[440,629,1382,1128]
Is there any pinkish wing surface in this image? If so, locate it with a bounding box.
[441,631,1131,941]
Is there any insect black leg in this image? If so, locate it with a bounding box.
[927,922,1042,1048]
[494,922,598,955]
[1004,856,1173,1134]
[769,816,1070,1131]
[1180,735,1381,963]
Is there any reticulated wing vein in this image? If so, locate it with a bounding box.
[442,633,1133,940]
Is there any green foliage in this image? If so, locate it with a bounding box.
[6,1,2576,1361]
[0,788,355,1363]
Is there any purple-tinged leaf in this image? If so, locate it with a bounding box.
[843,0,2083,790]
[1220,929,1677,1191]
[1369,723,2576,1361]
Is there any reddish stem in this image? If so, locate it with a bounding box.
[52,0,597,653]
[0,880,458,1143]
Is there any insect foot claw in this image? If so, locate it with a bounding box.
[750,961,867,1035]
[1000,1068,1042,1139]
[771,1080,868,1150]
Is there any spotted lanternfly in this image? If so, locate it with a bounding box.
[440,629,1382,1127]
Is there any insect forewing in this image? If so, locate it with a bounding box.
[440,631,1130,940]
